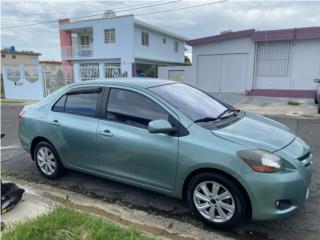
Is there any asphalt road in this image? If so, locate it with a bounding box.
[1,104,320,240]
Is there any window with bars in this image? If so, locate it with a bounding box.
[255,40,291,76]
[79,63,99,80]
[80,36,90,46]
[104,63,121,78]
[142,32,149,46]
[104,28,116,44]
[174,41,179,53]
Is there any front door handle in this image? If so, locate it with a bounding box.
[50,120,61,127]
[99,129,113,137]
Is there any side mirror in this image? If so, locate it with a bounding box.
[148,119,176,134]
[314,79,320,83]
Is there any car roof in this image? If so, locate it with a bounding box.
[69,78,176,89]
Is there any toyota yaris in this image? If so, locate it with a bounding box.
[19,78,312,228]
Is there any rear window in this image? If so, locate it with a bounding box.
[52,90,99,117]
[52,95,66,112]
[65,93,99,117]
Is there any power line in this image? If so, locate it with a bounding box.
[1,0,181,29]
[1,0,170,23]
[1,0,167,16]
[136,0,225,16]
[1,0,225,30]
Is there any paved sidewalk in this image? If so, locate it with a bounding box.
[1,176,236,240]
[1,192,56,227]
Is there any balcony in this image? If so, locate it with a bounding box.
[61,45,93,59]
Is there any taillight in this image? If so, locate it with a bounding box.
[18,110,25,121]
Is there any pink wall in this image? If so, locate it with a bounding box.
[59,19,73,83]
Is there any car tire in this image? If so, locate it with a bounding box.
[318,104,320,114]
[34,141,64,179]
[186,172,247,229]
[315,94,319,104]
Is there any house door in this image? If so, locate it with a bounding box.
[197,54,248,93]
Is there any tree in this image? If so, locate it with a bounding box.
[184,56,191,65]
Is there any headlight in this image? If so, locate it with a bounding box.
[237,150,283,173]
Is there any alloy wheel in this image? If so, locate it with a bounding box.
[36,146,56,176]
[193,181,235,223]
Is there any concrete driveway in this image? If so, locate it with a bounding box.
[1,104,320,240]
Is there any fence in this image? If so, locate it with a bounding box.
[2,65,45,100]
[1,63,131,100]
[43,65,73,96]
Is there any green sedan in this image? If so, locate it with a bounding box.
[19,79,312,228]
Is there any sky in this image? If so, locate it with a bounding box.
[1,0,320,60]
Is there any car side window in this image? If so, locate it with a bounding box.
[64,93,99,117]
[52,95,66,112]
[106,88,169,128]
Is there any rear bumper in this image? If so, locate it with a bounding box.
[18,122,31,154]
[246,157,312,221]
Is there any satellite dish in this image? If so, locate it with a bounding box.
[103,10,116,18]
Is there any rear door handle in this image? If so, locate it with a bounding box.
[50,120,61,127]
[99,129,113,137]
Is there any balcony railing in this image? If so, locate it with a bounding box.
[61,45,93,59]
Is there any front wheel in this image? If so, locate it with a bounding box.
[34,141,64,179]
[315,94,319,104]
[186,172,247,229]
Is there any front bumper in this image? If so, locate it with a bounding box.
[245,153,312,221]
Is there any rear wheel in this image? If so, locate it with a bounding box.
[315,94,319,104]
[186,172,247,229]
[318,104,320,114]
[34,141,64,179]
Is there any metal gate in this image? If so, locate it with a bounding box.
[43,65,72,96]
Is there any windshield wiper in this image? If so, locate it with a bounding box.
[217,109,240,119]
[194,109,240,123]
[194,117,217,123]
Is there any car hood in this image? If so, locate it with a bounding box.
[212,112,296,152]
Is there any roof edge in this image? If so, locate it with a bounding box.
[187,26,320,45]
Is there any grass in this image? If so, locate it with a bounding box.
[0,99,25,104]
[2,207,155,240]
[287,100,300,106]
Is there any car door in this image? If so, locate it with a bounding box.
[47,87,102,171]
[97,87,179,191]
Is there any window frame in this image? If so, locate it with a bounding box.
[174,41,179,53]
[104,28,116,44]
[141,32,149,46]
[255,40,292,77]
[51,87,103,119]
[103,87,171,130]
[80,35,90,46]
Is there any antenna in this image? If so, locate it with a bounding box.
[103,10,116,18]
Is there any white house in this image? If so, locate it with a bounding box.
[59,14,187,82]
[159,27,320,98]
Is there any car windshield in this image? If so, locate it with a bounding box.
[150,83,229,121]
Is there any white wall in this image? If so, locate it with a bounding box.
[254,39,320,90]
[192,36,255,92]
[134,26,185,63]
[2,65,44,100]
[158,66,194,84]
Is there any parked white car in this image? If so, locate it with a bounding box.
[315,79,320,113]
